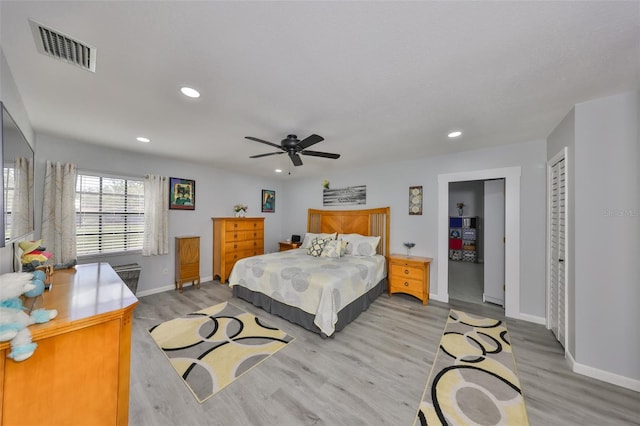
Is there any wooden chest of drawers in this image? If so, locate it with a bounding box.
[212,217,265,283]
[175,236,200,293]
[388,254,432,305]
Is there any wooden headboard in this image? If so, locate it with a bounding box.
[307,207,391,257]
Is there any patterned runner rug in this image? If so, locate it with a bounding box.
[148,301,294,403]
[415,309,529,425]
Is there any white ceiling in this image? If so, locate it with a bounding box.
[2,1,639,178]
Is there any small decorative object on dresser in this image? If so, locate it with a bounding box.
[175,236,200,292]
[388,253,432,305]
[234,204,248,217]
[403,241,416,257]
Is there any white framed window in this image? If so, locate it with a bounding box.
[75,172,144,256]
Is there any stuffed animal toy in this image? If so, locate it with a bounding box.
[0,271,58,362]
[19,240,53,272]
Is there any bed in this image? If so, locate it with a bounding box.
[228,207,390,336]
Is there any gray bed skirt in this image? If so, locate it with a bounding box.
[232,278,387,337]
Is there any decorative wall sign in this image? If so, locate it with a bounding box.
[323,185,366,206]
[169,177,195,210]
[409,186,423,215]
[262,189,275,213]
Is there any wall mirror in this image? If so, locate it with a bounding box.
[1,101,35,247]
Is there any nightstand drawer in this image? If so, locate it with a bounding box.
[389,264,423,281]
[389,276,423,292]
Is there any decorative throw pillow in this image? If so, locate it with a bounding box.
[320,239,343,258]
[308,237,330,257]
[301,232,336,249]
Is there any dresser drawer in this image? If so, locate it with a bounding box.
[389,276,423,293]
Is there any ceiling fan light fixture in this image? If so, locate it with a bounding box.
[180,86,200,98]
[448,130,462,138]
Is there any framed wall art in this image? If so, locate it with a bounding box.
[409,185,423,215]
[262,189,275,213]
[169,177,195,210]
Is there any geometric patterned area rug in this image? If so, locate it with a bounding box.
[414,309,529,425]
[148,302,294,403]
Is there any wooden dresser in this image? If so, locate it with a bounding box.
[175,236,201,292]
[0,263,138,426]
[212,217,265,283]
[388,254,432,305]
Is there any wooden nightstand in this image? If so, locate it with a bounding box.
[388,254,432,305]
[279,241,301,251]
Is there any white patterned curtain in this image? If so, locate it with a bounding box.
[142,174,169,256]
[11,156,33,238]
[41,161,77,264]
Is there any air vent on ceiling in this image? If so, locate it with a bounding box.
[29,19,96,72]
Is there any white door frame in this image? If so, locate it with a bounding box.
[437,167,521,319]
[546,147,569,350]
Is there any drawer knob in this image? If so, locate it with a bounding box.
[404,282,409,286]
[234,224,238,228]
[234,244,237,249]
[404,269,409,274]
[234,234,237,238]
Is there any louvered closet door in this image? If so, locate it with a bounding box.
[550,156,567,348]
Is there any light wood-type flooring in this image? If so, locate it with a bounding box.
[129,281,639,426]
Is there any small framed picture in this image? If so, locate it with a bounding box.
[262,189,275,213]
[169,177,195,210]
[409,185,423,215]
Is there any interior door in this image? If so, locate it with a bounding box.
[484,179,505,306]
[549,155,567,348]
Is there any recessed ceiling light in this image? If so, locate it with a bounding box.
[275,169,282,173]
[136,136,151,143]
[180,86,200,98]
[448,131,462,138]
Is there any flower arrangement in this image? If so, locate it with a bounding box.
[322,179,330,189]
[234,204,248,213]
[456,202,464,209]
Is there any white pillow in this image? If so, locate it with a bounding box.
[301,232,336,249]
[338,233,380,256]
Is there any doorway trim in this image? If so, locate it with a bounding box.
[436,167,521,319]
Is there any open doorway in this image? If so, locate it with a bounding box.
[437,167,521,319]
[448,179,505,308]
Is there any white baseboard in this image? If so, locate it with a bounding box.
[136,284,174,298]
[567,350,640,392]
[135,275,215,298]
[430,293,448,303]
[516,312,546,325]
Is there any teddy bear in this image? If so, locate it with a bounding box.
[0,271,58,362]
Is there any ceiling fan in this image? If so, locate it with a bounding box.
[245,134,340,166]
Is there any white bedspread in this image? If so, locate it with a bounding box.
[228,248,386,336]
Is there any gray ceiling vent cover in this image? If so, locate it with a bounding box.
[29,19,96,72]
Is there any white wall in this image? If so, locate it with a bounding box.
[281,138,548,318]
[34,134,284,295]
[573,91,639,382]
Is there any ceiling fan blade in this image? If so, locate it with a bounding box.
[250,152,285,159]
[297,134,324,150]
[301,150,340,159]
[245,136,282,150]
[289,152,303,166]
